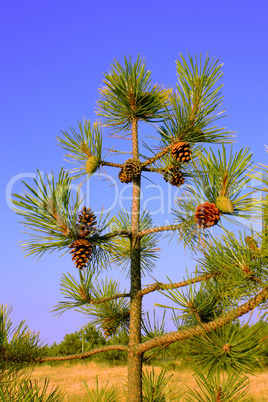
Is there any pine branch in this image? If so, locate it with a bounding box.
[96,55,169,133]
[139,224,181,237]
[105,229,132,239]
[57,119,104,179]
[187,145,255,224]
[141,143,174,167]
[101,161,123,168]
[137,286,268,354]
[90,293,130,305]
[110,210,160,276]
[4,344,128,363]
[140,274,213,297]
[141,167,163,173]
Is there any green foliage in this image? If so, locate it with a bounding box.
[111,209,160,276]
[185,321,267,375]
[12,168,115,267]
[197,230,268,300]
[251,155,268,252]
[58,119,104,179]
[159,52,232,144]
[97,55,168,132]
[142,368,181,401]
[53,269,99,314]
[188,145,255,223]
[155,272,223,327]
[48,323,105,357]
[83,376,121,401]
[12,168,81,256]
[54,269,130,338]
[49,333,82,357]
[171,194,213,252]
[80,277,130,338]
[170,145,255,252]
[0,305,64,401]
[0,305,47,380]
[184,372,252,402]
[141,311,169,361]
[0,378,64,402]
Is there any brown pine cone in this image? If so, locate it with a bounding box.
[164,167,185,186]
[119,170,132,183]
[77,206,97,238]
[195,202,220,229]
[171,142,192,163]
[69,238,94,269]
[69,206,97,269]
[119,158,141,183]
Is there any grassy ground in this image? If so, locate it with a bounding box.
[30,361,268,401]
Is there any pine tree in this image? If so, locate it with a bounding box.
[11,54,268,401]
[0,304,64,401]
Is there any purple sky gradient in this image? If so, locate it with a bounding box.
[1,0,268,344]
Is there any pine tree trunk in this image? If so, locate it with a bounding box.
[128,118,143,401]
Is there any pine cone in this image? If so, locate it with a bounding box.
[85,155,99,175]
[171,142,192,163]
[69,206,97,269]
[119,170,132,184]
[69,238,94,269]
[164,167,185,187]
[246,236,258,251]
[77,206,97,237]
[103,317,117,338]
[215,195,234,214]
[195,202,220,229]
[119,158,141,183]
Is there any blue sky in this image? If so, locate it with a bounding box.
[1,0,268,345]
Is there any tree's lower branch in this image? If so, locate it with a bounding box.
[137,286,268,354]
[139,274,213,297]
[17,344,128,363]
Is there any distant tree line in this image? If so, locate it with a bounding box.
[45,324,129,364]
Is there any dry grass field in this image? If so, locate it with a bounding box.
[30,361,268,401]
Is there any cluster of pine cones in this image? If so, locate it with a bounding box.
[118,142,192,186]
[68,207,97,269]
[116,142,234,230]
[163,141,191,187]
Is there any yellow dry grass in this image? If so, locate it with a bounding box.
[30,361,268,401]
